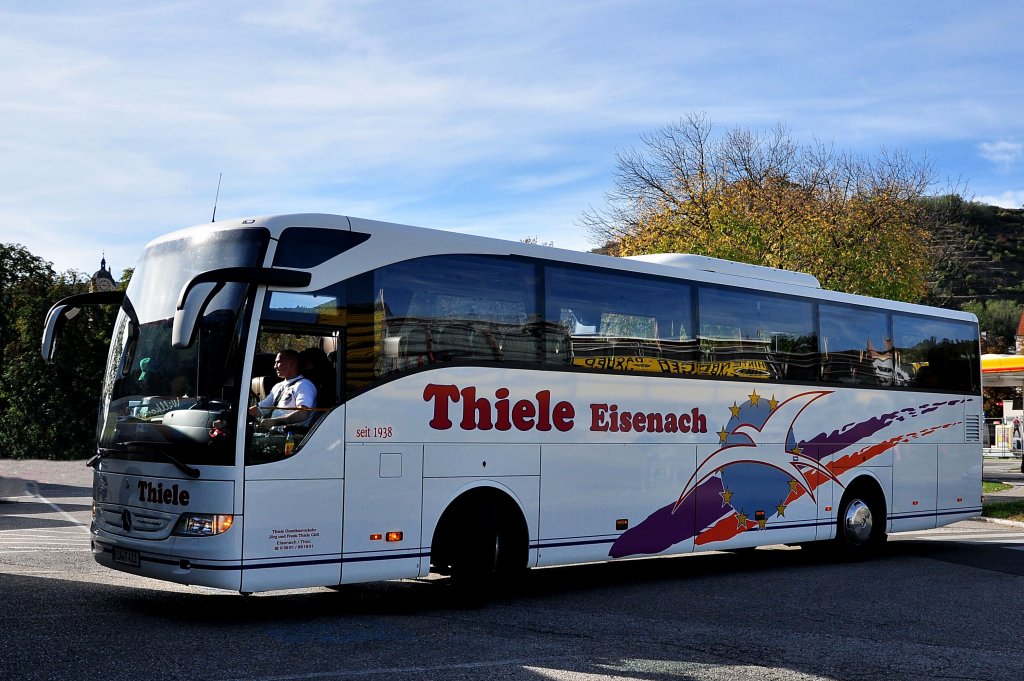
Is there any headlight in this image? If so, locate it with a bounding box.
[173,514,234,536]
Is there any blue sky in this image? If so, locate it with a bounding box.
[1,1,1022,275]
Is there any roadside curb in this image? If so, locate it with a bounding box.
[977,515,1024,529]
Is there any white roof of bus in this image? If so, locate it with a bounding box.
[150,213,977,325]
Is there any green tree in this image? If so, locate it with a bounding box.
[962,299,1022,353]
[0,243,118,459]
[582,113,936,302]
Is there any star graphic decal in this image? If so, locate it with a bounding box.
[672,391,840,515]
[735,512,749,528]
[730,401,742,418]
[720,488,734,506]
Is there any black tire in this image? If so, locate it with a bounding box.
[449,501,524,604]
[449,503,499,604]
[835,485,886,559]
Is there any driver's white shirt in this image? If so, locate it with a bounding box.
[257,375,317,420]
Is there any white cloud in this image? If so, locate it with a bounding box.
[976,190,1024,209]
[979,140,1023,166]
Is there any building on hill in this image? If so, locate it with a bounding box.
[89,255,116,292]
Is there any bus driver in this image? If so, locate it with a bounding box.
[248,349,317,430]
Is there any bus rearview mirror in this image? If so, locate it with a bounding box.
[171,267,313,350]
[40,291,125,363]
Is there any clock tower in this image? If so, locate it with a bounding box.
[90,254,117,292]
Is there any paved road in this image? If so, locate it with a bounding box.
[2,459,1023,681]
[983,457,1024,503]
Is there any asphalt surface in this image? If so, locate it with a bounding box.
[1,458,1023,681]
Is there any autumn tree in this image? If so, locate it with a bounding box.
[582,113,936,301]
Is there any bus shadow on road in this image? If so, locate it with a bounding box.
[109,543,897,622]
[8,538,987,629]
[886,535,1024,577]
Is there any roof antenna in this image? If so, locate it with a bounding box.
[211,172,223,222]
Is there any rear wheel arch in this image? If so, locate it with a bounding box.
[429,485,529,578]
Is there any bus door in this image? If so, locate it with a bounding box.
[240,327,346,592]
[339,441,424,584]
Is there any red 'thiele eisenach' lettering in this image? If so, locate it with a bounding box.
[423,384,575,432]
[589,403,707,434]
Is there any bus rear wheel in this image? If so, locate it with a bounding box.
[835,485,886,559]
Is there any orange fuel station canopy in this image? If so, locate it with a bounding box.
[981,354,1024,388]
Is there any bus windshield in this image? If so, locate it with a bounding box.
[96,228,269,467]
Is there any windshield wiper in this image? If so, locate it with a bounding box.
[97,441,201,478]
[86,447,118,469]
[122,442,202,478]
[88,444,201,479]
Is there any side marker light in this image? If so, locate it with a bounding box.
[386,531,403,542]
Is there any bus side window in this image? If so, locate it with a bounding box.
[893,314,980,393]
[373,255,542,379]
[247,283,347,465]
[698,286,815,382]
[819,304,893,386]
[544,265,694,370]
[246,333,338,466]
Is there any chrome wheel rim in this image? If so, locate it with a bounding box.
[843,499,873,545]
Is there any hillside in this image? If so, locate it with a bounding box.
[927,200,1024,305]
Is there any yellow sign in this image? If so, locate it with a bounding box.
[572,356,771,379]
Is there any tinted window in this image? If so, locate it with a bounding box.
[699,287,816,381]
[894,314,980,393]
[264,282,347,325]
[545,266,695,374]
[277,251,980,397]
[819,304,894,386]
[273,228,370,268]
[373,255,541,378]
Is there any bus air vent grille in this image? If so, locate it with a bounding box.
[964,414,981,443]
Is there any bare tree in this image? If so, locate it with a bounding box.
[581,112,938,301]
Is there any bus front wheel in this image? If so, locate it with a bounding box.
[445,498,526,602]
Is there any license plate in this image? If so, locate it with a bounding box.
[113,547,140,568]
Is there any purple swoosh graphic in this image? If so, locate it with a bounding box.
[608,398,967,558]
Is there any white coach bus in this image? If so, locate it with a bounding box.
[42,214,982,594]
